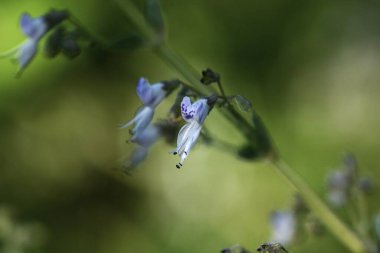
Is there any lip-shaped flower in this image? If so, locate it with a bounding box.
[172,96,210,168]
[121,78,177,137]
[1,10,68,73]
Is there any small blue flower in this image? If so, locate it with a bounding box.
[270,211,296,245]
[172,96,209,168]
[20,13,49,41]
[126,146,149,169]
[130,124,160,148]
[120,78,168,137]
[1,11,68,73]
[1,13,47,70]
[123,124,161,171]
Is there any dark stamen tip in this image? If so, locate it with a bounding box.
[176,164,180,169]
[173,152,177,155]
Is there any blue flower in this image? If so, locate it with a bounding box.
[123,124,161,171]
[270,211,296,245]
[126,146,149,170]
[1,11,68,73]
[172,96,210,168]
[326,170,350,207]
[130,124,160,148]
[120,78,169,136]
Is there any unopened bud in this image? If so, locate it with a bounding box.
[162,79,180,94]
[200,68,220,85]
[207,93,218,108]
[43,10,69,29]
[44,27,65,58]
[357,177,373,194]
[61,36,81,59]
[342,153,357,181]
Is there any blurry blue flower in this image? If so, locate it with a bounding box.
[1,10,68,73]
[120,78,169,136]
[1,13,47,70]
[122,119,181,172]
[125,146,149,170]
[123,124,161,171]
[130,124,160,148]
[270,211,296,245]
[327,168,352,207]
[172,96,209,168]
[326,169,351,207]
[357,177,373,194]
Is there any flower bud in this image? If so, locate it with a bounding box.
[44,27,65,58]
[43,10,69,29]
[61,36,81,59]
[357,177,373,194]
[200,68,220,85]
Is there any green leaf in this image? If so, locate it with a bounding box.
[237,111,273,160]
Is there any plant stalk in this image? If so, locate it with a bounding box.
[272,159,368,253]
[115,1,370,252]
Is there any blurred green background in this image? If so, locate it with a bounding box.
[1,0,380,252]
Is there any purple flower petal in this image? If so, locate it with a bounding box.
[180,97,209,123]
[20,13,47,40]
[193,99,208,123]
[181,96,195,122]
[136,78,153,105]
[129,146,149,168]
[20,13,34,37]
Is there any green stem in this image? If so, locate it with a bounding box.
[155,37,371,253]
[272,159,367,253]
[216,80,228,101]
[113,0,253,137]
[156,43,254,138]
[115,1,370,252]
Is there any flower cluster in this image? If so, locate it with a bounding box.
[121,77,217,170]
[1,10,69,74]
[120,78,178,170]
[1,10,95,75]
